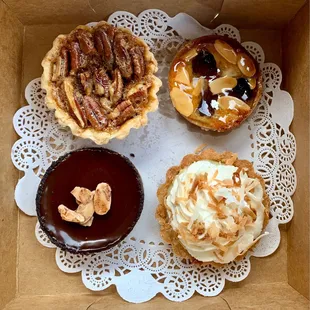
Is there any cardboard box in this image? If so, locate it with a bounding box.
[0,0,309,308]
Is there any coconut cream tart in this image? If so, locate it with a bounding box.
[156,149,270,264]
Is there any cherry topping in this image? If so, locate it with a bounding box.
[192,50,217,77]
[198,92,217,117]
[231,78,252,101]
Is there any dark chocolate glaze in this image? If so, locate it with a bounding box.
[36,148,144,254]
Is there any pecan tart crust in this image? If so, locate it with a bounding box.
[42,21,162,144]
[156,149,270,265]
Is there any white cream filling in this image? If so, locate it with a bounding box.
[165,160,267,264]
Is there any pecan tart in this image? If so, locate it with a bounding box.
[41,21,161,144]
[156,149,269,264]
[169,35,262,132]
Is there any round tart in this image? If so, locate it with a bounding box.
[36,148,144,254]
[168,35,262,132]
[41,21,162,145]
[156,149,269,264]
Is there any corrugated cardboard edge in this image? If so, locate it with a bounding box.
[4,282,309,309]
[0,1,23,309]
[282,1,310,299]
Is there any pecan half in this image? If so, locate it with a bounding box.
[64,78,87,128]
[94,183,112,215]
[52,47,69,82]
[101,24,116,43]
[83,96,107,130]
[79,71,93,95]
[110,68,123,104]
[114,32,133,79]
[128,86,148,106]
[76,29,96,55]
[99,97,113,113]
[94,68,110,97]
[68,41,87,72]
[130,46,145,79]
[94,28,114,70]
[110,100,136,126]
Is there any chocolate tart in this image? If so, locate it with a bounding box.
[36,148,144,254]
[168,35,263,132]
[156,149,269,265]
[41,21,162,145]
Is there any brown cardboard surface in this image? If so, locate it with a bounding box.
[282,2,310,299]
[5,283,309,309]
[3,0,306,28]
[0,1,23,308]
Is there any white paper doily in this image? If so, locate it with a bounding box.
[12,10,296,303]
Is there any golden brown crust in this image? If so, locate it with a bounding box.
[41,21,162,145]
[156,148,270,265]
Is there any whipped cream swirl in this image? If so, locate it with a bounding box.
[165,160,267,264]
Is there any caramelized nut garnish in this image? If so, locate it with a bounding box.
[111,100,136,126]
[214,39,237,64]
[170,87,194,117]
[218,96,250,112]
[209,76,237,95]
[175,63,191,86]
[76,29,96,55]
[79,71,93,96]
[110,68,123,104]
[52,47,69,81]
[94,28,114,70]
[83,96,107,130]
[58,204,85,223]
[192,78,204,97]
[64,78,87,128]
[130,46,145,79]
[237,53,256,77]
[71,187,93,204]
[248,77,256,90]
[94,183,112,215]
[114,32,133,79]
[94,68,110,97]
[183,49,198,62]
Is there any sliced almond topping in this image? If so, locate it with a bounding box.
[183,48,198,61]
[248,77,256,90]
[192,78,204,97]
[237,53,256,77]
[209,76,237,95]
[170,87,194,117]
[218,96,251,112]
[58,204,85,223]
[174,63,191,86]
[214,39,237,64]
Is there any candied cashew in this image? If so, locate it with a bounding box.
[71,187,93,204]
[58,204,85,223]
[94,183,112,215]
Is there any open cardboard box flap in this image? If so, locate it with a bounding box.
[0,0,309,308]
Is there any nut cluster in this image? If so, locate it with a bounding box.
[58,183,112,227]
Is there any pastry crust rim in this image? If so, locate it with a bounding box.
[155,148,270,266]
[41,21,162,145]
